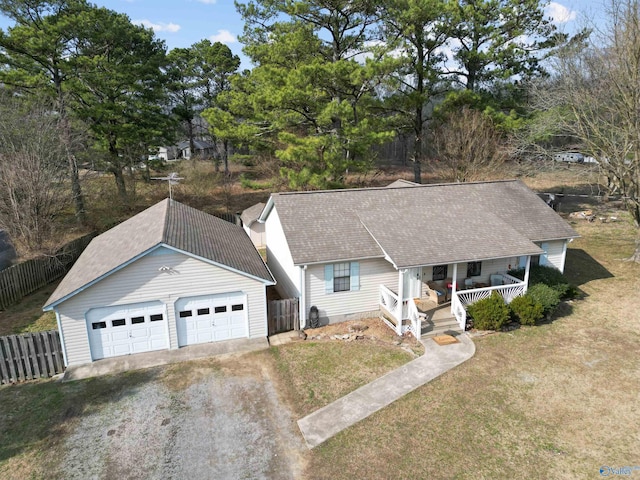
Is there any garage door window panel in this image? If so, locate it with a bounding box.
[179,310,192,318]
[150,314,164,322]
[197,308,210,315]
[92,322,107,330]
[111,319,126,327]
[131,316,145,324]
[232,304,244,311]
[215,306,227,313]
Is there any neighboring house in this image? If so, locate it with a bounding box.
[259,180,578,337]
[0,230,16,270]
[241,202,266,248]
[43,199,275,367]
[178,139,216,160]
[149,145,179,162]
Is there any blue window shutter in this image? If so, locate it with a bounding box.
[518,256,527,269]
[325,265,334,294]
[540,243,549,266]
[350,262,360,291]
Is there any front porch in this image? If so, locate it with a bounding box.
[379,258,530,338]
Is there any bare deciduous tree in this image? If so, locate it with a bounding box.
[0,96,70,255]
[533,0,640,261]
[429,106,508,183]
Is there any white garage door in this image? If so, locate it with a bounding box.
[176,292,247,347]
[87,302,169,360]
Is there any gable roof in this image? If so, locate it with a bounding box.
[386,179,420,188]
[264,180,578,268]
[44,199,274,309]
[177,139,215,151]
[241,202,266,227]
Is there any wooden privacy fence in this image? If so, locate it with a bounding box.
[268,298,299,336]
[0,330,65,384]
[0,232,95,310]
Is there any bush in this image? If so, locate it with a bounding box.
[509,295,544,326]
[529,265,576,299]
[467,291,510,330]
[526,283,560,317]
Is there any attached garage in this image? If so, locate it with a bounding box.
[87,302,168,360]
[176,293,247,346]
[43,199,275,367]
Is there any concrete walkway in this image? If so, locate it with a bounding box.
[297,334,476,448]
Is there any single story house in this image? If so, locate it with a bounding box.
[241,202,266,248]
[258,180,579,337]
[149,145,179,162]
[178,139,216,160]
[43,199,275,367]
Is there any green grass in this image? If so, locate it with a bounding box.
[271,341,415,417]
[0,369,156,479]
[0,282,60,336]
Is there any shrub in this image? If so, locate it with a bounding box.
[529,265,576,299]
[467,291,510,330]
[526,283,560,317]
[509,295,544,326]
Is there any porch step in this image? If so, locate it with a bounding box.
[421,318,463,338]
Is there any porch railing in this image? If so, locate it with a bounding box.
[379,285,399,320]
[452,273,527,328]
[379,285,421,336]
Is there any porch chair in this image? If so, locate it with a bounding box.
[464,278,474,289]
[426,281,447,304]
[490,274,504,286]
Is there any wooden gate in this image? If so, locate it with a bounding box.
[267,298,299,336]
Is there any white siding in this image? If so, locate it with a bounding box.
[537,240,567,272]
[305,258,397,323]
[265,207,300,299]
[56,249,268,366]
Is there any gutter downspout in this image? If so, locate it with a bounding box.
[299,265,307,329]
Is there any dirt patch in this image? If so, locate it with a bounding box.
[303,317,423,355]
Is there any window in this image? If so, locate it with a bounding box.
[150,314,164,322]
[467,261,482,277]
[325,262,360,293]
[131,316,145,324]
[333,262,350,292]
[214,306,227,314]
[179,310,192,318]
[197,308,210,315]
[231,304,244,311]
[111,319,126,327]
[432,265,448,281]
[92,322,107,330]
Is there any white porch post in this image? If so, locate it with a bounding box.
[523,256,531,293]
[450,263,458,315]
[396,269,405,335]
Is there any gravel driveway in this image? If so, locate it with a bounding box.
[59,357,306,479]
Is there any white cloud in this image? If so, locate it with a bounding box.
[134,19,181,33]
[209,29,237,44]
[545,2,577,24]
[197,0,217,4]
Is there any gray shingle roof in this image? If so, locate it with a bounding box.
[241,202,266,226]
[270,180,578,267]
[44,199,273,308]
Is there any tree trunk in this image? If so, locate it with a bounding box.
[223,138,229,177]
[112,168,128,203]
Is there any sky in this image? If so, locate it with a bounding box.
[0,0,610,70]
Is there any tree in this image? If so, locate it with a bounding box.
[429,106,507,182]
[0,0,88,223]
[166,47,200,160]
[533,0,640,261]
[446,0,563,93]
[380,0,450,182]
[68,7,169,203]
[192,40,240,174]
[234,0,394,188]
[0,94,70,254]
